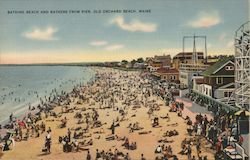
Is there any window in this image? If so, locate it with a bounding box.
[171,75,175,80]
[224,92,228,97]
[225,66,234,70]
[224,91,232,97]
[216,77,223,84]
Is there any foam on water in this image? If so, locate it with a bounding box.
[0,66,95,123]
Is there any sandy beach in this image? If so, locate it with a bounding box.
[0,67,215,160]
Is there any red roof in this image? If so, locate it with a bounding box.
[195,78,204,84]
[156,68,179,74]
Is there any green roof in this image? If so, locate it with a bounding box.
[202,57,233,76]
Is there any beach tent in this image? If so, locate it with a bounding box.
[235,110,250,116]
[235,109,250,134]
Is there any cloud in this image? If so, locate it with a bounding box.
[110,16,157,32]
[23,26,58,41]
[89,40,124,51]
[90,40,108,46]
[187,11,221,28]
[105,44,124,51]
[227,40,234,48]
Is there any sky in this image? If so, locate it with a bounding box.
[0,0,249,64]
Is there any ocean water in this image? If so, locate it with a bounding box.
[0,66,95,123]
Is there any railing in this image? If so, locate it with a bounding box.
[192,89,239,113]
[179,63,209,71]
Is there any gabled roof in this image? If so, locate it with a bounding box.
[146,57,154,62]
[202,57,234,76]
[217,82,235,89]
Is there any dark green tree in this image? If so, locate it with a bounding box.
[137,57,144,63]
[131,59,137,66]
[121,60,128,64]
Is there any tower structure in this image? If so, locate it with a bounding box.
[183,35,207,64]
[179,35,209,89]
[235,21,250,110]
[192,35,198,64]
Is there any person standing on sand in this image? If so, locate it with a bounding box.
[173,155,178,160]
[9,113,13,122]
[196,123,200,136]
[124,153,131,160]
[86,150,91,160]
[187,145,191,160]
[95,149,101,159]
[196,139,201,157]
[141,154,146,160]
[47,127,52,133]
[44,131,51,153]
[67,128,71,142]
[110,121,115,135]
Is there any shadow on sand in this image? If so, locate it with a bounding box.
[37,152,50,157]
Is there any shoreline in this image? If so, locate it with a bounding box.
[0,66,97,137]
[0,64,140,127]
[1,67,216,160]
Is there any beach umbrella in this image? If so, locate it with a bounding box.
[235,110,250,116]
[18,121,25,127]
[16,119,26,127]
